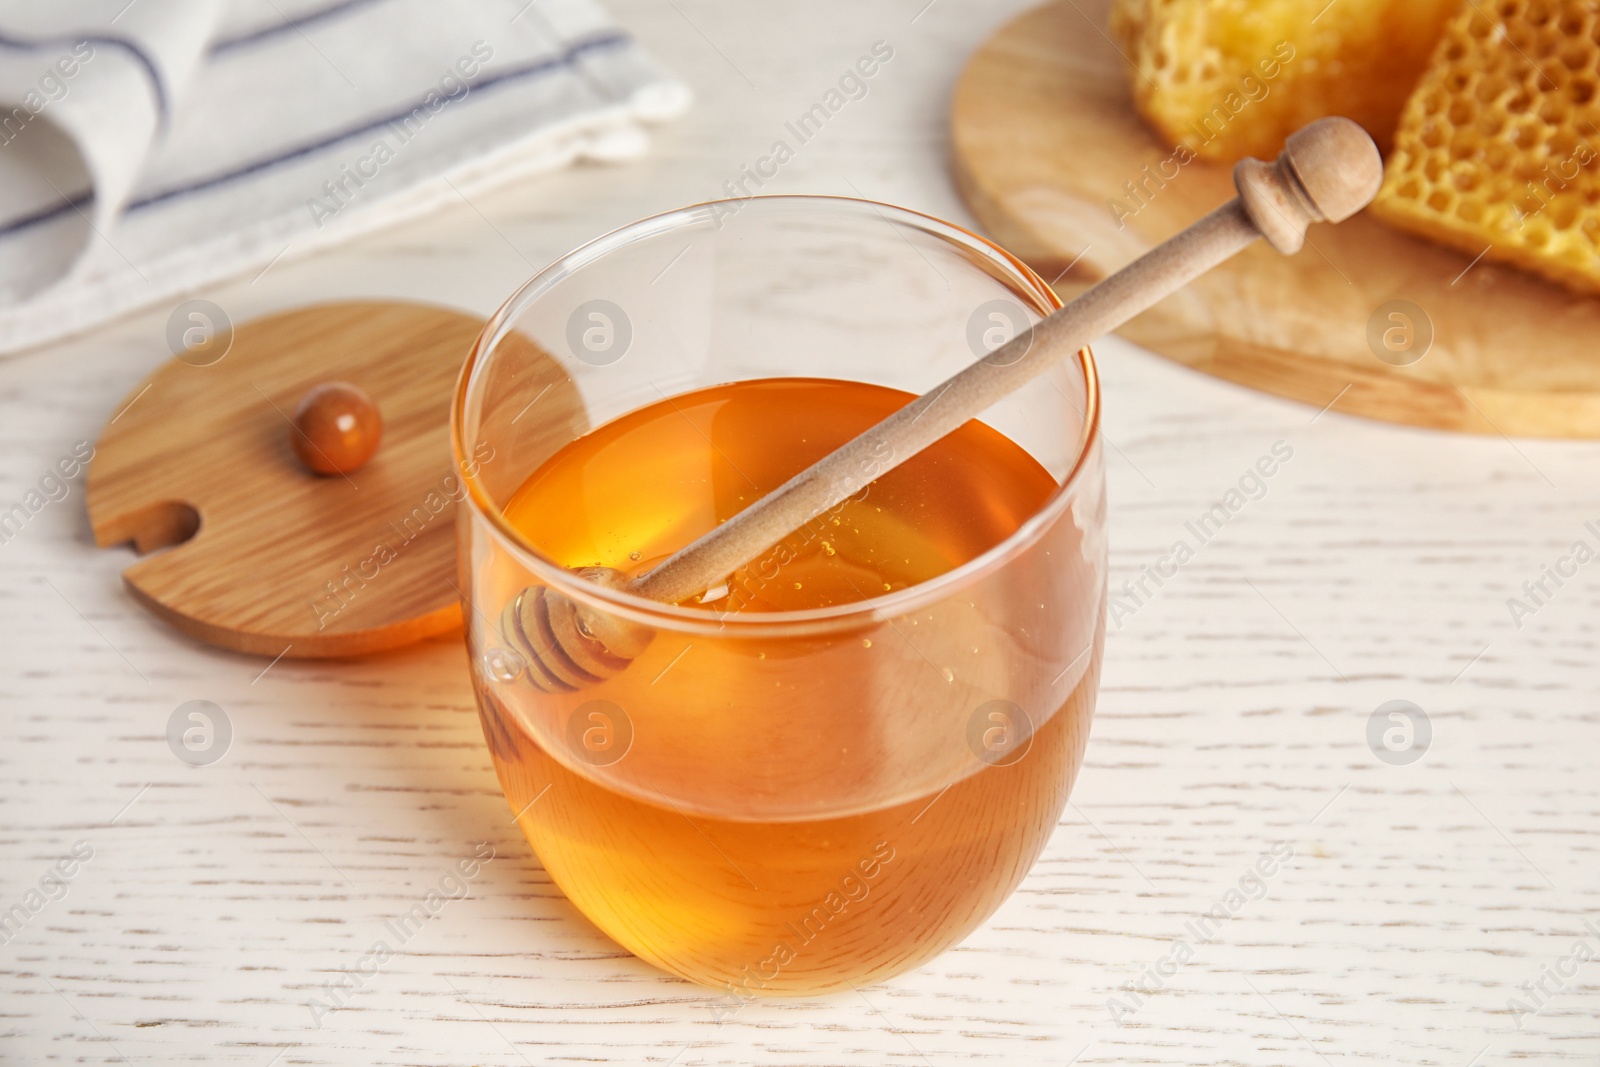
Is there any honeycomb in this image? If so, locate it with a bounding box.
[1110,0,1460,162]
[1371,0,1600,296]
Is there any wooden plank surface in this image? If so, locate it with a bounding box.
[1,2,1597,1064]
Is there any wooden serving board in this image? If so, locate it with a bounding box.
[86,302,541,658]
[951,0,1600,438]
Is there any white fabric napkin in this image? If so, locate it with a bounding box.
[0,0,688,354]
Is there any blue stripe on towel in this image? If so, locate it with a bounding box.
[0,32,630,240]
[0,189,95,236]
[210,0,396,55]
[0,31,169,120]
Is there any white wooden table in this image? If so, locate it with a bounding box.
[3,3,1597,1064]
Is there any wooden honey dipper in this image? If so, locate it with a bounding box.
[498,117,1383,692]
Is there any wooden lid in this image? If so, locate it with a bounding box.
[88,301,506,658]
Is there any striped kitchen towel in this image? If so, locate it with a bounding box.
[0,0,689,355]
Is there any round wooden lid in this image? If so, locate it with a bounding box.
[87,301,558,658]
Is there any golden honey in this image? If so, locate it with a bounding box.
[474,378,1102,995]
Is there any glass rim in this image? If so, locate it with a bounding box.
[451,193,1101,637]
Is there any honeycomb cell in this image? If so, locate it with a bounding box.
[1372,0,1600,296]
[1489,173,1520,202]
[1476,71,1512,102]
[1539,63,1572,90]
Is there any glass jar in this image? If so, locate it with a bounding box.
[453,195,1106,997]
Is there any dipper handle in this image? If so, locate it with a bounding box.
[629,117,1382,605]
